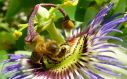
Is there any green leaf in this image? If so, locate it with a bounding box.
[0,50,8,62]
[5,0,21,20]
[6,0,43,20]
[95,0,104,6]
[114,0,126,14]
[63,5,77,20]
[75,0,93,21]
[84,7,97,25]
[0,0,3,2]
[0,50,8,79]
[52,5,77,22]
[0,32,15,50]
[110,0,119,5]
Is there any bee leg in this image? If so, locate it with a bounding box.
[31,51,43,65]
[40,57,47,70]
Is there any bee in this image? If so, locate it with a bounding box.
[26,34,70,66]
[29,34,60,65]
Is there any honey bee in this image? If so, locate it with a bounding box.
[29,34,60,65]
[26,34,70,66]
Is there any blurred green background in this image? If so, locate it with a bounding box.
[0,0,127,79]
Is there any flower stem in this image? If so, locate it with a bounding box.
[46,22,65,43]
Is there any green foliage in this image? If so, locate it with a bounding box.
[0,50,8,79]
[5,0,43,20]
[0,32,15,50]
[84,7,97,25]
[6,0,21,20]
[114,0,127,14]
[0,50,8,62]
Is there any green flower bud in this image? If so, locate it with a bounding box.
[36,5,49,21]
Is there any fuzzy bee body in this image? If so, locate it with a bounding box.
[30,34,69,65]
[31,35,83,65]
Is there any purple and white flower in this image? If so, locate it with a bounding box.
[2,3,127,79]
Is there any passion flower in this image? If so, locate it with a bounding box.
[2,3,127,79]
